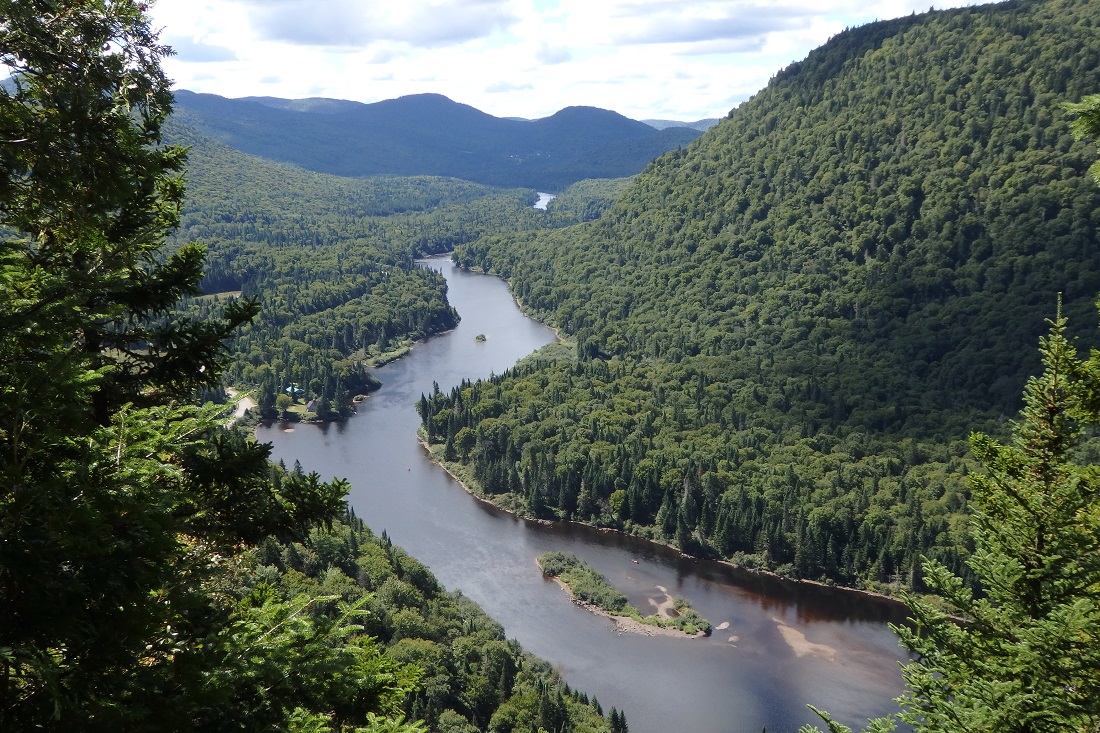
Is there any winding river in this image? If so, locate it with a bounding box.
[258,257,908,733]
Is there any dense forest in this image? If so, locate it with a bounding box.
[166,119,627,419]
[252,497,625,733]
[7,0,1100,729]
[417,0,1100,592]
[0,3,627,730]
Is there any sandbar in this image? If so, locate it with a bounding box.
[772,618,837,661]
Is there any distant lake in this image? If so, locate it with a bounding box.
[259,256,908,733]
[534,191,556,209]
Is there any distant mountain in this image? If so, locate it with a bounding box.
[643,118,721,131]
[238,96,367,114]
[172,91,701,189]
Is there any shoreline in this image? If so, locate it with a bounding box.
[428,262,909,610]
[537,561,706,639]
[442,260,569,347]
[417,434,910,612]
[274,253,911,614]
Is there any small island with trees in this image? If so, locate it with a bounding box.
[537,551,711,637]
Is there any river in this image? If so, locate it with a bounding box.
[257,256,908,733]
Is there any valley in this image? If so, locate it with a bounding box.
[174,0,1100,726]
[5,0,1100,730]
[259,257,909,733]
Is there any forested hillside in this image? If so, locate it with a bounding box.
[166,120,625,417]
[172,90,699,190]
[251,499,624,733]
[0,3,626,728]
[424,0,1100,590]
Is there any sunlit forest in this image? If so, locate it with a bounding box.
[424,0,1100,592]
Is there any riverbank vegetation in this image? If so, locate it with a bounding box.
[255,507,627,732]
[423,0,1100,595]
[0,5,624,729]
[537,552,712,636]
[167,118,631,419]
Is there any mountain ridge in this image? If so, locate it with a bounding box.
[172,90,701,189]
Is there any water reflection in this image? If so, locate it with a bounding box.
[259,256,908,733]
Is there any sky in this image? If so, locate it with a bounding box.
[150,0,987,122]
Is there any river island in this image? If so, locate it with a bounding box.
[536,551,712,638]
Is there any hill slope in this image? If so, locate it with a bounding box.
[430,0,1100,589]
[166,117,630,413]
[172,91,700,190]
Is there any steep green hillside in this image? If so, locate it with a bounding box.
[426,0,1100,589]
[251,503,622,733]
[543,177,635,225]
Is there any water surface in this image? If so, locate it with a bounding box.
[259,256,907,733]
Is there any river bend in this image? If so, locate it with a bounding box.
[258,256,907,733]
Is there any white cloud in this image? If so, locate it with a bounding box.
[164,36,237,62]
[486,80,536,93]
[604,3,813,45]
[535,43,573,65]
[151,0,989,121]
[237,0,521,49]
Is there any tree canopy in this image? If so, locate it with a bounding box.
[0,2,404,728]
[805,45,1100,733]
[427,0,1100,593]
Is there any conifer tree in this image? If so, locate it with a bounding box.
[0,2,417,729]
[807,314,1100,732]
[893,313,1100,731]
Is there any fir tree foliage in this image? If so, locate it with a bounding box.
[807,311,1100,732]
[0,0,257,424]
[898,313,1100,731]
[0,2,412,729]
